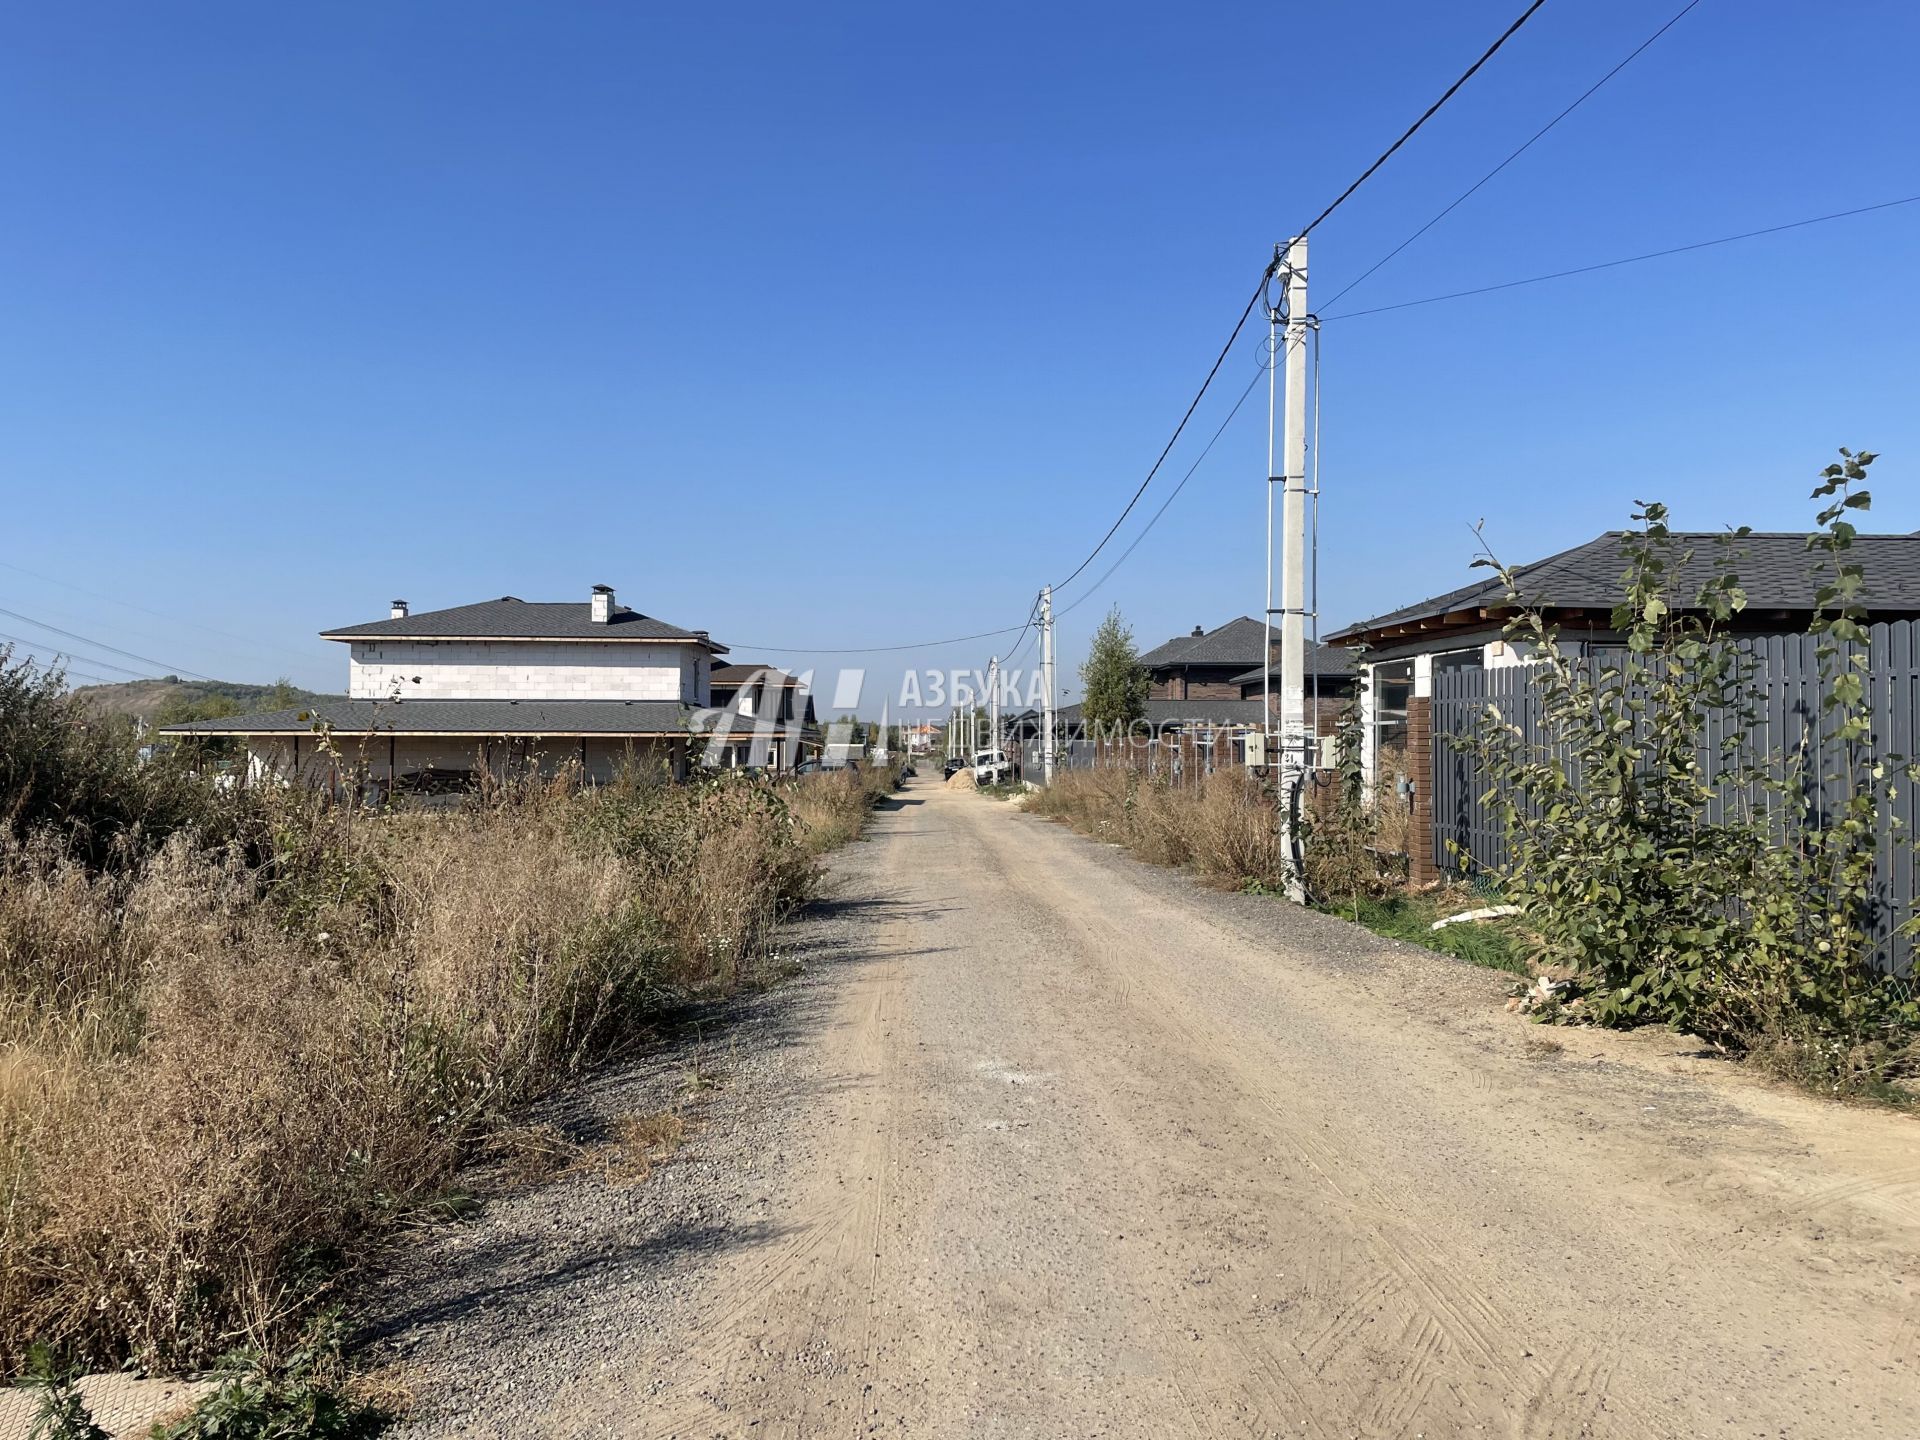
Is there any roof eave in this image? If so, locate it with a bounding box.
[157,725,696,739]
[321,632,724,648]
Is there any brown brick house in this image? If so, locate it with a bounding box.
[1140,617,1271,701]
[1141,616,1356,722]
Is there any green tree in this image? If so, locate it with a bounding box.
[152,691,244,728]
[1458,450,1919,1086]
[1079,607,1149,735]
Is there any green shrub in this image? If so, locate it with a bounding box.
[153,1315,383,1440]
[19,1345,107,1440]
[0,651,239,865]
[1458,451,1920,1085]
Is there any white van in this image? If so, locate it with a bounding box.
[971,749,1012,785]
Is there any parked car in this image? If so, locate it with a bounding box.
[795,754,861,777]
[972,749,1012,785]
[941,757,970,780]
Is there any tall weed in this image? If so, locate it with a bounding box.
[0,697,873,1375]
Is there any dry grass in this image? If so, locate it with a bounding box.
[0,765,858,1377]
[785,765,895,854]
[1029,767,1411,904]
[481,1122,582,1186]
[572,1108,693,1187]
[1027,769,1283,891]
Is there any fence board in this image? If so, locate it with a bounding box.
[1431,624,1920,976]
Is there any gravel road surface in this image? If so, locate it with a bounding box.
[364,774,1920,1439]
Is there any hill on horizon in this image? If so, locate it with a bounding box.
[73,676,337,726]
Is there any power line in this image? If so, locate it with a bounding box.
[1321,195,1920,320]
[0,631,166,682]
[0,557,299,665]
[1059,357,1270,621]
[1297,0,1553,239]
[1044,0,1554,617]
[0,604,230,683]
[993,594,1046,675]
[1052,267,1272,596]
[0,641,117,687]
[725,617,1033,655]
[1321,0,1704,311]
[688,1,1568,661]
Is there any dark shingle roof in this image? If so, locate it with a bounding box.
[710,664,806,688]
[1328,532,1920,643]
[322,597,723,646]
[1227,644,1356,685]
[1139,616,1271,669]
[158,699,702,736]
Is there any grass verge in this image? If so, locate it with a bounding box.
[0,648,900,1392]
[1317,889,1533,978]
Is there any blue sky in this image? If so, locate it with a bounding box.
[2,1,1915,711]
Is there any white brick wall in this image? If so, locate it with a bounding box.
[347,640,703,701]
[247,734,679,787]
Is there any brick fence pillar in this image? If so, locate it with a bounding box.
[1407,696,1437,886]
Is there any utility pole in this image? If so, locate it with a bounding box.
[1039,585,1056,784]
[987,655,1000,758]
[1275,236,1309,902]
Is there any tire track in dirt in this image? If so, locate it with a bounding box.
[957,796,1919,1439]
[968,822,1594,1437]
[626,913,912,1440]
[500,781,1920,1439]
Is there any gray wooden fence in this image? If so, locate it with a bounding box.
[1431,622,1920,976]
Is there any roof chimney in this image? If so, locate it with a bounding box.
[1190,624,1205,638]
[591,584,614,624]
[390,599,409,620]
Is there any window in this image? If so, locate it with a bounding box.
[1372,659,1413,753]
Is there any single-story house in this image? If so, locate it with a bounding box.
[160,585,734,790]
[1327,529,1920,883]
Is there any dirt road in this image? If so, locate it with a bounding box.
[381,776,1920,1439]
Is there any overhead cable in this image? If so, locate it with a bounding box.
[1058,358,1270,620]
[1321,0,1705,311]
[0,604,221,682]
[0,631,166,681]
[1296,0,1554,239]
[1322,195,1920,320]
[1051,268,1273,596]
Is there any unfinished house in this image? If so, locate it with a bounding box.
[159,585,727,792]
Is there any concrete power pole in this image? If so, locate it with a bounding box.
[987,655,1000,759]
[1275,236,1309,903]
[1040,585,1056,785]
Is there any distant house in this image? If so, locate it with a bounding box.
[1327,529,1920,885]
[1140,617,1272,701]
[1135,615,1356,733]
[704,664,821,770]
[159,585,730,790]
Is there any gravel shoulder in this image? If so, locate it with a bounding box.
[360,776,1920,1439]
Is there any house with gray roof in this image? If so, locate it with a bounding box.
[1137,615,1356,737]
[705,664,822,770]
[1326,528,1920,884]
[157,584,787,790]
